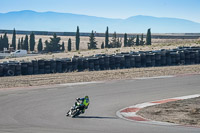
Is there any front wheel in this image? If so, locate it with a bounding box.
[66,109,71,117]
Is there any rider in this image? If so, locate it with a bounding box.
[75,96,90,114]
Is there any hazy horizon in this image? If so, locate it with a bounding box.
[1,10,200,33]
[1,0,200,23]
[2,10,200,24]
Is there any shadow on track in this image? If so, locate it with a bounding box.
[75,116,118,119]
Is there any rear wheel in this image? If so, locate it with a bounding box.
[71,109,80,118]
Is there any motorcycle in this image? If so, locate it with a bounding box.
[66,103,85,118]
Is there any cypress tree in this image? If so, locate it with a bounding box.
[17,38,21,50]
[20,37,24,50]
[44,40,49,52]
[116,37,122,48]
[88,30,97,49]
[124,33,128,47]
[45,33,61,52]
[3,33,9,50]
[140,34,145,45]
[51,33,61,51]
[11,28,16,50]
[37,38,43,52]
[61,42,65,51]
[110,32,121,48]
[23,35,29,51]
[75,26,80,51]
[30,32,35,51]
[111,32,116,48]
[68,38,72,52]
[136,35,140,46]
[146,28,152,45]
[127,37,135,47]
[101,42,104,49]
[105,27,109,48]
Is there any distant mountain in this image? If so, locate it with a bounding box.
[0,10,200,33]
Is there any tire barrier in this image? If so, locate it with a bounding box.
[1,46,200,77]
[21,62,28,75]
[38,60,45,74]
[99,56,105,70]
[44,60,51,74]
[15,63,21,76]
[0,64,4,76]
[61,59,68,72]
[104,56,110,70]
[88,58,95,71]
[109,55,115,70]
[7,64,15,76]
[50,60,56,73]
[32,60,38,74]
[71,58,78,72]
[28,62,34,75]
[56,60,62,73]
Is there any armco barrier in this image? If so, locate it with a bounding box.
[1,46,200,77]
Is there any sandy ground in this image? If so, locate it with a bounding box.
[0,64,200,89]
[137,97,200,126]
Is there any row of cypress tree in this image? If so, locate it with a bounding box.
[0,29,36,52]
[0,27,151,52]
[0,33,9,51]
[91,27,151,49]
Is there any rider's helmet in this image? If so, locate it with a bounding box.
[85,96,89,100]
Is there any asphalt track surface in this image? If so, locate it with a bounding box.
[0,75,200,133]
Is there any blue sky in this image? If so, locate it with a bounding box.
[1,0,200,23]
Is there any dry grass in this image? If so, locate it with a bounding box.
[137,97,200,126]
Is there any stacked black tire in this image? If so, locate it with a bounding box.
[1,46,200,77]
